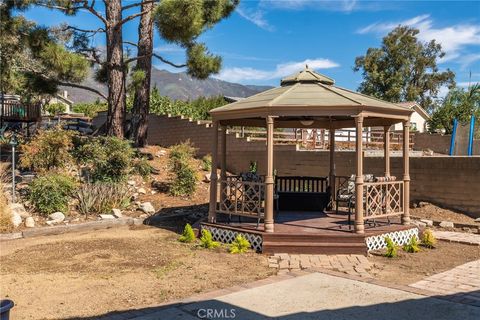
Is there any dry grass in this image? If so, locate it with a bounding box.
[0,163,12,232]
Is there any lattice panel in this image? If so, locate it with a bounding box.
[365,228,418,251]
[365,181,403,219]
[218,176,265,218]
[202,225,263,252]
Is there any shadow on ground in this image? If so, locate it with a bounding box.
[143,203,209,233]
[62,289,480,320]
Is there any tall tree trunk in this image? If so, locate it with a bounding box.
[131,1,154,147]
[105,0,126,137]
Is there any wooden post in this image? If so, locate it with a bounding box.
[355,116,364,234]
[329,125,336,205]
[208,121,219,223]
[220,125,227,204]
[264,116,275,233]
[402,121,411,225]
[384,126,390,177]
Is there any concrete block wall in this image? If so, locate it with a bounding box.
[93,114,480,217]
[414,132,480,155]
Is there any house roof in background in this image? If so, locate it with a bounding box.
[396,102,430,120]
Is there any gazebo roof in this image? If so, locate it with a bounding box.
[210,66,412,128]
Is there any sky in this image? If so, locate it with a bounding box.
[23,0,480,94]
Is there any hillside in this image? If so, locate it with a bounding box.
[62,68,272,103]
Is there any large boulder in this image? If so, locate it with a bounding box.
[25,216,35,228]
[10,212,22,228]
[9,203,30,219]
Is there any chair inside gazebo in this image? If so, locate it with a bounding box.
[201,67,417,254]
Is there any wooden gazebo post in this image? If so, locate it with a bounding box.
[264,116,275,232]
[329,124,336,205]
[402,121,411,225]
[208,122,219,223]
[220,125,227,204]
[354,116,365,234]
[384,126,390,177]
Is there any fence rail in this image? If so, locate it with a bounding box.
[1,100,42,122]
[229,128,413,150]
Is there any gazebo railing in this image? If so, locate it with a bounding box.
[217,176,265,219]
[364,181,404,219]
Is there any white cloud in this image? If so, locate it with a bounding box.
[260,0,360,13]
[236,7,274,31]
[457,81,480,87]
[458,54,480,70]
[215,58,339,83]
[357,15,480,64]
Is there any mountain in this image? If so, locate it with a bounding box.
[62,68,273,104]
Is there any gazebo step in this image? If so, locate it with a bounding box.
[263,233,364,244]
[262,241,367,255]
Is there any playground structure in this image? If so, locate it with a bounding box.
[449,116,477,156]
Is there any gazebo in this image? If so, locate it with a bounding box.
[202,67,417,254]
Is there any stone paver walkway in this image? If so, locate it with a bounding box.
[433,230,480,245]
[410,260,480,307]
[268,254,373,277]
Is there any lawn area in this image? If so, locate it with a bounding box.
[0,225,273,319]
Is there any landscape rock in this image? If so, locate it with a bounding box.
[475,218,480,223]
[412,220,426,228]
[439,221,454,228]
[9,203,30,219]
[127,180,136,186]
[99,214,115,220]
[138,202,155,214]
[10,212,22,228]
[203,173,211,183]
[45,220,57,226]
[420,219,433,226]
[48,212,65,222]
[418,201,429,208]
[422,148,434,156]
[137,187,147,194]
[25,217,35,228]
[155,150,167,157]
[111,209,123,218]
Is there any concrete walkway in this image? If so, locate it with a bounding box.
[118,272,479,320]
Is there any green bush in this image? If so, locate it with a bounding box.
[201,154,212,172]
[229,235,250,254]
[199,229,219,249]
[74,136,134,182]
[403,236,420,253]
[76,182,131,216]
[44,102,66,115]
[72,100,107,118]
[169,141,198,196]
[179,224,196,243]
[29,173,77,215]
[132,157,152,179]
[20,126,75,172]
[421,229,437,249]
[384,236,398,258]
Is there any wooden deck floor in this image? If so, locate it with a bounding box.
[204,211,414,254]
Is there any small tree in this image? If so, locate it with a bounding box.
[169,141,198,196]
[384,236,398,258]
[199,229,219,249]
[421,229,437,249]
[229,235,250,254]
[403,236,420,253]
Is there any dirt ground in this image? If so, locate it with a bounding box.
[410,202,478,225]
[369,242,480,285]
[0,226,273,320]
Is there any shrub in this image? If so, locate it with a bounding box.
[20,126,75,172]
[384,236,398,258]
[169,141,198,196]
[229,235,250,254]
[249,161,257,174]
[403,236,420,253]
[74,136,134,182]
[44,102,66,115]
[72,100,107,118]
[76,182,131,216]
[132,157,152,179]
[179,223,196,243]
[199,229,219,249]
[29,173,77,216]
[201,154,212,172]
[421,229,437,249]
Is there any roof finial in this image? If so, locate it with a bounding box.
[305,64,309,69]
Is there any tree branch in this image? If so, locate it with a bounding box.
[57,81,107,101]
[122,1,157,11]
[64,25,105,35]
[124,52,186,68]
[116,10,150,27]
